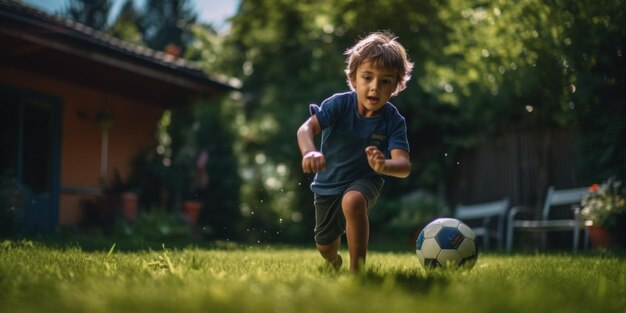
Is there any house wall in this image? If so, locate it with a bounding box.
[0,65,162,225]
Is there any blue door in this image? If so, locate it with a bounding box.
[0,85,61,235]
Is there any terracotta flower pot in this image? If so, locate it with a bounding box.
[588,225,612,249]
[120,192,139,221]
[183,200,203,225]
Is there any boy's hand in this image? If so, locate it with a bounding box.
[302,150,326,173]
[365,146,386,173]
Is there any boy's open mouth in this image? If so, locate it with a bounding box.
[367,96,379,102]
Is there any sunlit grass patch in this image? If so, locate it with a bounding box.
[0,240,624,313]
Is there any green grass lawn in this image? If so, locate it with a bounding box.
[1,240,625,313]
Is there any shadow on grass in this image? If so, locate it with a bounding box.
[357,267,449,293]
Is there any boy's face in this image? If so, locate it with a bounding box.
[351,60,397,117]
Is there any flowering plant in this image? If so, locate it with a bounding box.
[580,177,626,230]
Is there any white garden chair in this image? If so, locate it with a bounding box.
[454,198,510,251]
[506,186,589,253]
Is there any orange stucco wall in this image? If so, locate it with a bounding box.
[0,65,162,225]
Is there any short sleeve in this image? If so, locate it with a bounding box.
[314,93,349,130]
[388,114,410,153]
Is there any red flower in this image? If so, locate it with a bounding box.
[589,183,600,193]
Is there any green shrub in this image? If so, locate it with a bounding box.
[113,209,192,243]
[371,190,448,247]
[0,175,29,237]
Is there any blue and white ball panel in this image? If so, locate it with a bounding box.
[437,249,462,268]
[458,222,476,240]
[416,249,424,266]
[423,223,442,238]
[435,227,464,249]
[437,218,461,228]
[457,237,477,258]
[421,237,441,259]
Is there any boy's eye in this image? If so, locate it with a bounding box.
[362,75,372,80]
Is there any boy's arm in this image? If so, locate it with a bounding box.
[365,147,411,178]
[297,115,326,173]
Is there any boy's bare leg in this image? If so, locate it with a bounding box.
[342,191,369,273]
[316,237,342,270]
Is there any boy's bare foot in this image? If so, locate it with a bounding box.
[325,254,342,272]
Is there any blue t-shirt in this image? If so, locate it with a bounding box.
[310,91,410,195]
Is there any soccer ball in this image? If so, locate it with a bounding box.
[415,218,478,270]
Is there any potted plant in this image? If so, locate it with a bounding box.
[580,177,626,248]
[102,169,139,221]
[182,199,203,225]
[0,175,29,238]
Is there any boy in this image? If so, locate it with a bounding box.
[297,31,413,273]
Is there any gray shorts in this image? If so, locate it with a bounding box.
[313,177,384,245]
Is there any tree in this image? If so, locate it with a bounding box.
[63,0,112,31]
[562,0,626,182]
[166,100,242,240]
[107,0,144,45]
[429,0,626,184]
[183,23,224,73]
[221,0,347,242]
[140,0,197,54]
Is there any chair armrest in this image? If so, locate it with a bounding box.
[572,205,582,224]
[508,205,534,220]
[506,205,534,252]
[507,205,535,226]
[481,216,494,227]
[545,204,582,220]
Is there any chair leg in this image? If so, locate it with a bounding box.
[506,225,513,253]
[573,223,580,254]
[583,227,589,251]
[484,234,490,251]
[496,220,503,251]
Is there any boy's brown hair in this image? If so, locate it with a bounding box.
[344,31,414,96]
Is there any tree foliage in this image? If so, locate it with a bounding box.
[63,0,112,31]
[170,100,242,240]
[561,0,626,181]
[140,0,197,54]
[107,0,144,45]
